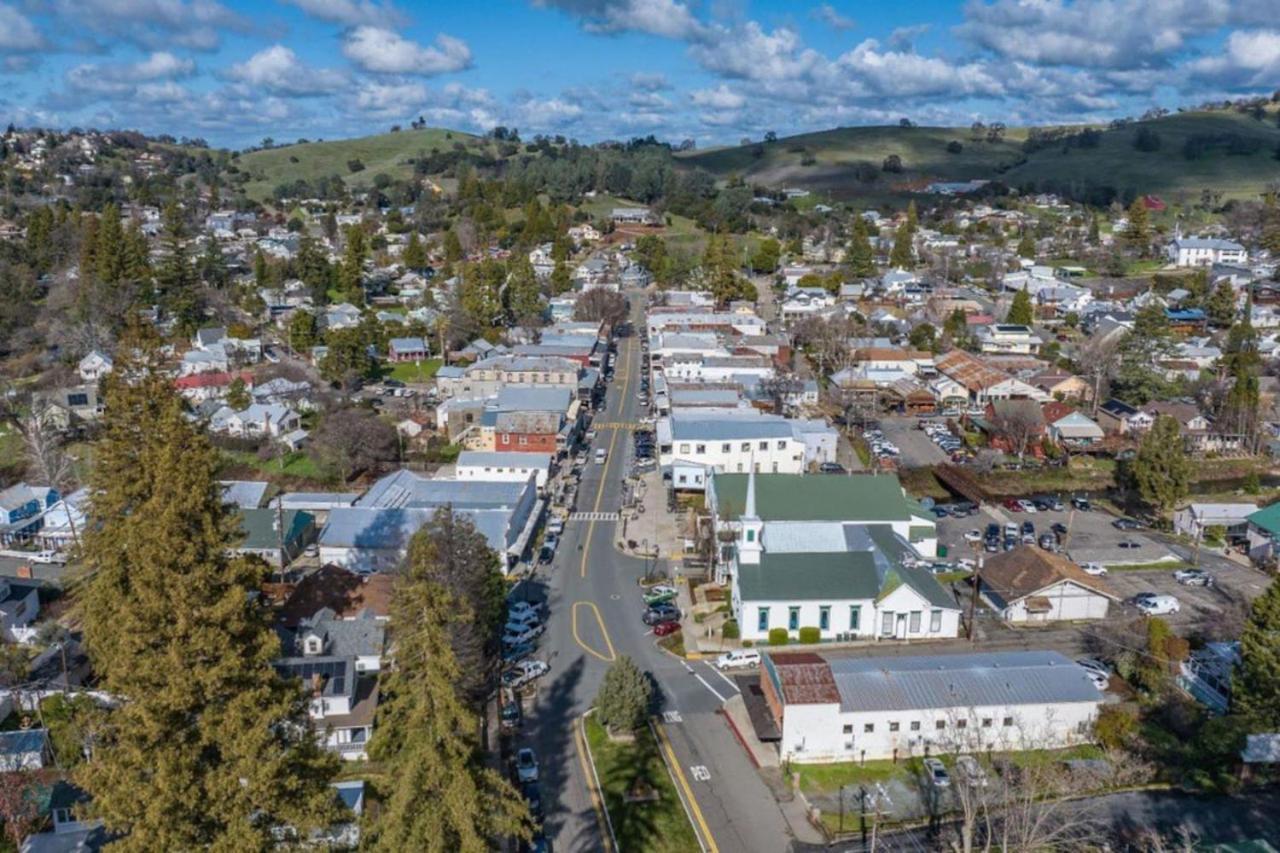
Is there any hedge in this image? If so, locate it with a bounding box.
[798,626,820,645]
[768,628,790,646]
[722,619,740,640]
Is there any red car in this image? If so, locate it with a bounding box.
[1003,499,1023,512]
[653,621,682,637]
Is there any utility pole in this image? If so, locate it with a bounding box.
[967,555,982,642]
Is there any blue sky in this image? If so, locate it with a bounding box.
[1,0,1277,149]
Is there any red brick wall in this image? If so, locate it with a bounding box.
[496,432,558,452]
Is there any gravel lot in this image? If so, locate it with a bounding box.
[878,416,949,468]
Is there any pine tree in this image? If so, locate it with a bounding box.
[505,256,544,328]
[844,216,876,278]
[1131,415,1191,514]
[156,202,199,332]
[1016,231,1036,259]
[403,232,428,270]
[364,513,531,851]
[596,656,652,734]
[549,258,572,295]
[95,203,126,286]
[1233,579,1280,731]
[338,226,368,303]
[905,200,918,234]
[443,228,464,264]
[1006,289,1034,325]
[1205,280,1237,327]
[888,221,914,269]
[253,248,269,288]
[1125,198,1150,254]
[288,310,318,353]
[1087,214,1100,245]
[76,336,339,850]
[295,236,331,305]
[198,239,229,289]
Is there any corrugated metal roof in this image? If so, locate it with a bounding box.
[826,650,1100,713]
[670,413,794,441]
[457,451,553,468]
[357,469,529,509]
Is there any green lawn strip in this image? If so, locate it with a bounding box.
[795,757,917,797]
[383,358,443,383]
[220,449,326,482]
[583,715,700,853]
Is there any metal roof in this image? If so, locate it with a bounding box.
[357,469,530,509]
[456,451,553,468]
[670,413,794,442]
[713,472,929,525]
[825,650,1100,713]
[219,480,268,509]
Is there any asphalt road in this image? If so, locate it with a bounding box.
[520,290,796,853]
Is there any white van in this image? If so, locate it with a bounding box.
[595,448,607,464]
[715,649,761,671]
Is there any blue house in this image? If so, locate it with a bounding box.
[0,483,59,545]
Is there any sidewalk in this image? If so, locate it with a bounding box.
[614,469,683,563]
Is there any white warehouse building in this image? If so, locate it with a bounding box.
[761,650,1103,763]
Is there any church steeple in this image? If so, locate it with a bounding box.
[739,460,763,565]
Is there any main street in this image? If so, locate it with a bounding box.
[522,290,795,852]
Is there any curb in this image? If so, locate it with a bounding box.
[576,710,619,853]
[717,706,760,770]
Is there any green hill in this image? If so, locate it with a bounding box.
[233,127,483,201]
[678,111,1280,205]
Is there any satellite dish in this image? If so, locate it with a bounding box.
[920,497,936,510]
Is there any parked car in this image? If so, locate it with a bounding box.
[1174,568,1214,587]
[522,782,543,822]
[1018,499,1038,513]
[642,604,680,626]
[27,551,66,565]
[715,649,761,670]
[653,620,682,637]
[643,584,678,606]
[1077,658,1112,680]
[509,601,541,620]
[1080,562,1108,577]
[923,757,951,788]
[1051,522,1069,537]
[585,429,597,443]
[1071,496,1091,511]
[502,624,546,646]
[501,701,522,732]
[1082,669,1109,690]
[595,448,608,464]
[1003,499,1023,512]
[955,755,988,787]
[818,462,847,474]
[1038,533,1057,551]
[1117,540,1142,550]
[1112,518,1143,530]
[546,517,564,536]
[1130,593,1181,615]
[963,529,984,544]
[516,748,539,783]
[502,659,550,690]
[503,642,535,664]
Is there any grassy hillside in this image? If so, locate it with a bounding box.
[678,111,1280,204]
[233,127,482,201]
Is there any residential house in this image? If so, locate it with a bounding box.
[979,547,1117,623]
[1096,398,1150,435]
[209,403,301,439]
[323,303,363,331]
[932,351,1048,408]
[76,350,113,383]
[1245,503,1280,562]
[0,730,51,771]
[1046,411,1105,445]
[1167,237,1248,268]
[234,508,316,568]
[33,488,87,552]
[611,207,653,224]
[277,564,394,627]
[762,650,1102,762]
[0,577,40,643]
[1172,503,1257,544]
[34,385,103,429]
[455,451,554,491]
[174,370,254,404]
[1030,370,1092,402]
[975,324,1041,355]
[387,337,429,363]
[0,483,58,545]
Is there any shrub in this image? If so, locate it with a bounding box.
[1133,127,1162,152]
[721,619,740,640]
[946,140,963,154]
[798,626,820,644]
[1093,704,1138,750]
[768,628,790,646]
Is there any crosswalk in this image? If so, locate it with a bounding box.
[568,511,621,522]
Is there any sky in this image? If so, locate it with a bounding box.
[1,0,1278,150]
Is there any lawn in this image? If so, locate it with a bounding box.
[796,758,913,796]
[383,358,443,383]
[584,716,700,853]
[221,450,327,482]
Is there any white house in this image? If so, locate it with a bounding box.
[975,324,1041,355]
[77,350,113,383]
[657,411,838,489]
[762,650,1103,762]
[209,403,301,439]
[978,547,1117,624]
[1167,237,1248,268]
[1172,502,1258,542]
[455,450,554,491]
[0,578,40,643]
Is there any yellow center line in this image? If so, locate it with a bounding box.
[571,601,617,662]
[653,717,720,853]
[579,333,634,579]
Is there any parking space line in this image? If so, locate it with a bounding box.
[705,663,740,693]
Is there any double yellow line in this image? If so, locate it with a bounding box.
[653,717,719,853]
[579,334,634,580]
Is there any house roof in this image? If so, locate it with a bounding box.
[456,451,553,469]
[237,509,313,551]
[935,350,1010,391]
[1247,503,1280,537]
[713,473,929,525]
[825,650,1101,713]
[277,565,394,626]
[219,480,268,510]
[0,729,47,756]
[764,653,840,705]
[979,546,1117,603]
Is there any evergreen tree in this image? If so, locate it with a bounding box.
[226,377,250,410]
[1233,579,1280,731]
[1206,280,1237,327]
[1125,198,1150,254]
[156,202,200,333]
[443,228,464,264]
[403,232,428,270]
[253,249,269,288]
[459,259,505,332]
[595,656,652,733]
[95,204,126,286]
[1087,214,1100,245]
[1016,231,1036,259]
[843,216,876,278]
[121,224,151,284]
[295,236,331,305]
[749,237,780,274]
[79,215,99,285]
[505,256,544,328]
[288,310,319,353]
[77,337,339,850]
[888,221,914,268]
[1113,303,1173,404]
[1131,415,1191,513]
[549,258,572,295]
[905,200,918,234]
[338,226,367,303]
[1005,289,1034,325]
[197,238,229,289]
[363,575,530,851]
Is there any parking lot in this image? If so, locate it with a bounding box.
[878,416,950,468]
[933,501,1271,634]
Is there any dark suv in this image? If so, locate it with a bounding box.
[643,604,680,625]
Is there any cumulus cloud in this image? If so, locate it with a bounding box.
[342,27,472,75]
[535,0,706,40]
[811,4,855,31]
[281,0,404,27]
[51,0,249,51]
[225,45,346,96]
[887,24,929,51]
[689,84,745,110]
[349,80,429,119]
[61,51,196,102]
[630,71,670,91]
[1186,29,1280,90]
[0,4,46,52]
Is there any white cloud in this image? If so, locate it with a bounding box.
[689,84,744,110]
[51,0,249,51]
[811,4,855,32]
[342,27,473,75]
[63,51,196,101]
[225,45,346,96]
[1186,29,1280,90]
[630,71,670,91]
[835,39,1002,99]
[535,0,706,40]
[0,4,46,51]
[887,24,929,51]
[281,0,404,27]
[350,80,429,119]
